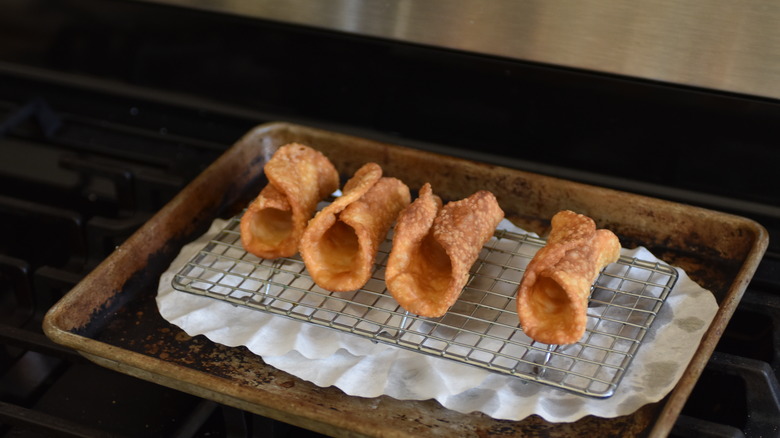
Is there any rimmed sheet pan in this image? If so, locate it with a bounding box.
[43,122,768,437]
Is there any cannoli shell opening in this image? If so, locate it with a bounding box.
[518,270,590,345]
[240,143,339,259]
[240,184,297,258]
[301,164,410,292]
[517,210,621,345]
[387,185,504,317]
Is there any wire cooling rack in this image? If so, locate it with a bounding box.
[172,214,677,398]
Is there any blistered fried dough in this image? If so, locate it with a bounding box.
[300,163,411,292]
[516,210,621,345]
[240,143,339,259]
[386,184,505,318]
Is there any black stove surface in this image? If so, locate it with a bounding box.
[0,74,327,437]
[1,1,779,437]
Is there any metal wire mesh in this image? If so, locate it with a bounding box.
[172,214,677,398]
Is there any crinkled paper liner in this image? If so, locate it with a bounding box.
[156,219,718,423]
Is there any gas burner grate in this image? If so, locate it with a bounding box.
[172,214,677,398]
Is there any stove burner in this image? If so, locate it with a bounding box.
[0,97,61,139]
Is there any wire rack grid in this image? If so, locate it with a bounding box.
[171,214,677,398]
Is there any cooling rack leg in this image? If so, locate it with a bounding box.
[538,344,557,377]
[263,260,285,297]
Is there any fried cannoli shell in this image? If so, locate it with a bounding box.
[300,162,411,292]
[516,210,621,345]
[386,183,505,318]
[240,143,339,259]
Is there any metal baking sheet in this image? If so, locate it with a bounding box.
[172,214,677,398]
[43,122,768,437]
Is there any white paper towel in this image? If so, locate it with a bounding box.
[156,218,718,422]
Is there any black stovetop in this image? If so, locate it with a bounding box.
[1,1,779,437]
